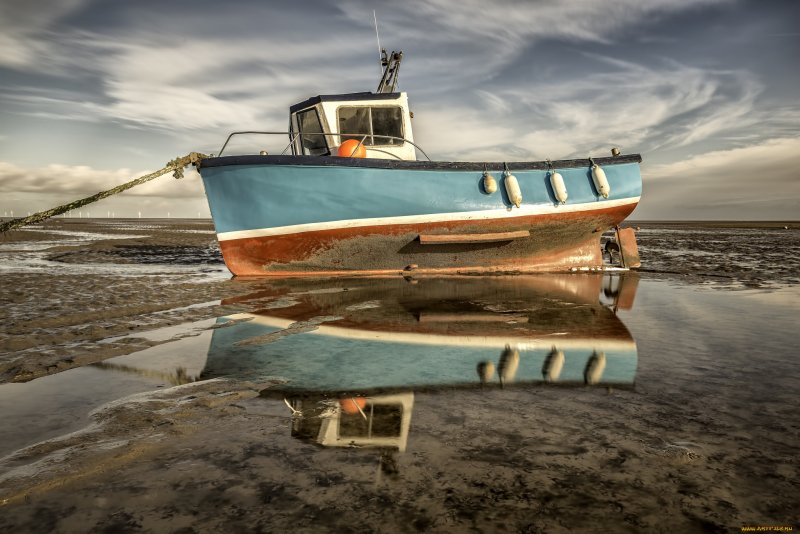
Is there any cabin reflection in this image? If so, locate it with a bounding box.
[289,393,414,452]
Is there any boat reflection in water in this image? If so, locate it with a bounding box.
[202,274,639,454]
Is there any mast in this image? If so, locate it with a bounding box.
[376,49,402,93]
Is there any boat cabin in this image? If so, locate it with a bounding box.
[288,91,416,161]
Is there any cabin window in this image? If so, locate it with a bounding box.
[296,108,329,155]
[337,106,404,146]
[339,404,403,438]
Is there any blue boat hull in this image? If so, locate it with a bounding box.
[198,155,642,276]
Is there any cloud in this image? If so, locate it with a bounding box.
[35,36,371,132]
[89,37,372,131]
[0,156,210,218]
[0,11,376,131]
[412,107,517,159]
[360,0,718,46]
[0,0,88,68]
[1,0,736,134]
[516,58,763,156]
[646,137,800,182]
[635,137,800,219]
[0,0,760,156]
[408,55,764,161]
[340,0,732,88]
[0,160,206,199]
[413,0,727,42]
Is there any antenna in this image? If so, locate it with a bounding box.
[373,10,382,77]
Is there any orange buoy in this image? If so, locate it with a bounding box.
[340,397,367,414]
[337,139,367,158]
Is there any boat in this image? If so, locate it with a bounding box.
[197,51,642,277]
[202,274,640,451]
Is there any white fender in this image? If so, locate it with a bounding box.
[498,345,520,384]
[477,361,495,384]
[482,172,497,194]
[504,172,522,208]
[542,347,565,382]
[549,171,568,204]
[584,351,606,385]
[591,163,611,198]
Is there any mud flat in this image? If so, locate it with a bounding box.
[633,221,800,287]
[0,220,798,532]
[0,220,253,384]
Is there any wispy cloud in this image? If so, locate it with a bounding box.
[646,137,800,181]
[0,160,205,199]
[341,0,732,88]
[352,0,732,48]
[0,0,88,68]
[411,56,764,161]
[516,59,763,156]
[637,137,800,219]
[0,0,758,147]
[0,20,375,132]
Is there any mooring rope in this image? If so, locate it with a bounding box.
[0,152,207,234]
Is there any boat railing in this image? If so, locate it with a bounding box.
[217,131,431,161]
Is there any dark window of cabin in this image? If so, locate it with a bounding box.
[338,107,371,144]
[337,106,404,146]
[371,107,403,145]
[339,404,403,439]
[297,108,328,155]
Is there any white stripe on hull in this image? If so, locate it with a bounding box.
[217,196,641,242]
[226,313,638,351]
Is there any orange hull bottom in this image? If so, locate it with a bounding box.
[218,203,637,277]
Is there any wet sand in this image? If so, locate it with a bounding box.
[633,221,800,288]
[1,220,798,532]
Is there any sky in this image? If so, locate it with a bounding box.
[0,0,798,220]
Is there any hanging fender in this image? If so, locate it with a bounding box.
[590,158,611,198]
[584,351,607,385]
[503,170,522,208]
[482,171,497,194]
[542,346,565,382]
[477,361,495,384]
[498,345,520,384]
[549,171,568,204]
